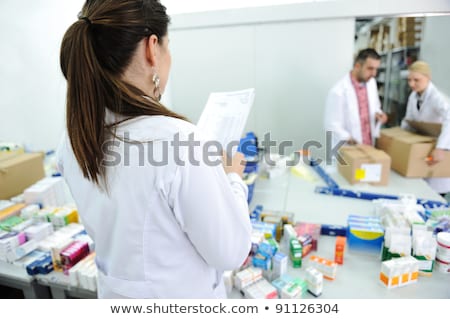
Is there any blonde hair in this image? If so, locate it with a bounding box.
[409,61,431,78]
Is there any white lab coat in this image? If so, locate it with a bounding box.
[57,115,252,298]
[401,82,450,194]
[324,74,382,147]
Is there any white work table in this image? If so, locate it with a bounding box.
[1,166,448,299]
[0,260,97,298]
[240,166,450,299]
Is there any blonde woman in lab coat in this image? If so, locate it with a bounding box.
[57,0,252,298]
[401,61,450,198]
[325,48,388,148]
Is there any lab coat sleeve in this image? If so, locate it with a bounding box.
[168,143,252,271]
[435,94,450,150]
[370,79,382,112]
[324,89,351,144]
[401,94,415,131]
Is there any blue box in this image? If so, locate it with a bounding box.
[347,215,384,254]
[321,224,347,237]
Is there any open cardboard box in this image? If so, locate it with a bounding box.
[376,124,450,178]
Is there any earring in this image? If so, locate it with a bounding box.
[152,72,161,101]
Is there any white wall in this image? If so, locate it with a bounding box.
[0,0,449,152]
[0,0,84,151]
[421,16,450,97]
[169,19,354,157]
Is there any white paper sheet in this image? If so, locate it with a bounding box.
[197,88,255,155]
[360,163,382,182]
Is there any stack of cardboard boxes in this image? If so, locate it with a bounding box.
[396,17,423,49]
[369,23,391,53]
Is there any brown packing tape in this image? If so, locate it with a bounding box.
[355,145,380,163]
[339,146,377,168]
[343,144,389,162]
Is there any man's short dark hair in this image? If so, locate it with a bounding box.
[354,48,381,65]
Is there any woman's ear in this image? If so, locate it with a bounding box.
[145,34,159,67]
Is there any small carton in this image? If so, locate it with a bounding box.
[338,144,391,186]
[347,215,384,255]
[376,126,450,177]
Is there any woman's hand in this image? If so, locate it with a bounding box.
[222,151,246,178]
[426,148,446,166]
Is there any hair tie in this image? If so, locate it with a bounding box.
[77,12,92,25]
[80,16,92,24]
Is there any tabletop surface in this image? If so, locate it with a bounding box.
[240,166,450,299]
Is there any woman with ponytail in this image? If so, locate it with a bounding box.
[57,0,251,298]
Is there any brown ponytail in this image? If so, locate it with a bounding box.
[60,0,186,186]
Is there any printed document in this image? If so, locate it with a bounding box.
[197,88,255,154]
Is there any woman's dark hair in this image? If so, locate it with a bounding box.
[60,0,186,186]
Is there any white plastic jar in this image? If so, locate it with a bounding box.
[436,232,450,274]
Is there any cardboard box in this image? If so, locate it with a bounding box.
[0,148,24,162]
[376,126,450,177]
[0,153,45,200]
[338,145,391,186]
[406,120,441,137]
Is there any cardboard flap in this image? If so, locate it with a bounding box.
[406,120,442,137]
[396,134,435,144]
[380,127,435,144]
[379,127,408,138]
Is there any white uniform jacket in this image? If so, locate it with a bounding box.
[401,82,450,194]
[324,74,382,147]
[57,115,252,298]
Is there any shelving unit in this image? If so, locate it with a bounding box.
[379,46,420,125]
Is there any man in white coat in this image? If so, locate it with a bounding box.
[325,48,388,148]
[401,61,450,198]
